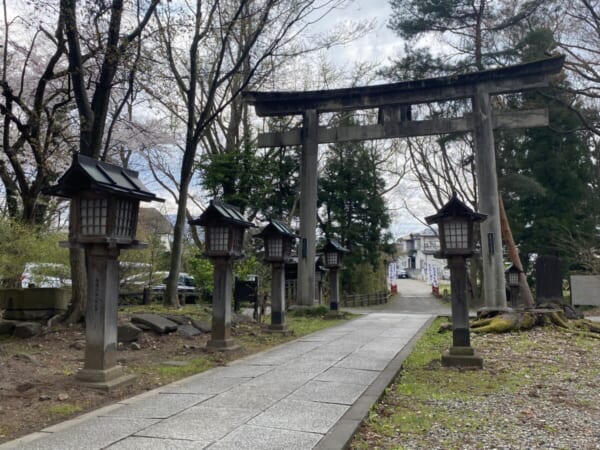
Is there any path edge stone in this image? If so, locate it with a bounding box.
[314,314,437,450]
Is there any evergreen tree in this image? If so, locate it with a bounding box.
[318,115,391,292]
[497,29,600,268]
[387,0,599,272]
[200,141,299,222]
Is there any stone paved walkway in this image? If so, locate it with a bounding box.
[1,313,433,450]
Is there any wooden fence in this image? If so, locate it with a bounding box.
[340,291,389,307]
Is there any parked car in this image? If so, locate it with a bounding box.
[20,263,71,288]
[120,271,196,293]
[151,272,196,293]
[397,269,409,279]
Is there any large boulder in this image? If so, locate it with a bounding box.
[118,323,143,343]
[131,313,178,334]
[176,324,203,338]
[191,319,211,333]
[13,321,42,338]
[0,320,17,336]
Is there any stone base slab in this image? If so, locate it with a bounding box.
[264,325,293,336]
[441,347,483,368]
[75,366,136,391]
[206,338,240,352]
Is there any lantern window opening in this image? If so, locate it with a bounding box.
[232,228,244,253]
[443,219,468,249]
[80,197,107,235]
[268,236,283,258]
[325,251,338,267]
[211,226,230,252]
[115,199,136,238]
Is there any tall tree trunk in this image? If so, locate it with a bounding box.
[499,195,534,308]
[64,199,87,322]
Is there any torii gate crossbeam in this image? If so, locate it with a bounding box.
[243,55,565,310]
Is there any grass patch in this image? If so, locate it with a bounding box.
[130,357,216,384]
[46,404,83,419]
[287,314,353,335]
[352,319,600,449]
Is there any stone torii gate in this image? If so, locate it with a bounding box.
[243,56,564,310]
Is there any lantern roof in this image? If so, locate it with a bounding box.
[319,238,349,254]
[190,199,254,228]
[425,193,487,225]
[45,153,163,202]
[255,219,297,239]
[505,264,521,274]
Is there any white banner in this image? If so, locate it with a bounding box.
[388,262,397,282]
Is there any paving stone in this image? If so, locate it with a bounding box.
[139,406,255,442]
[315,367,379,386]
[335,353,392,371]
[289,380,367,405]
[210,363,274,379]
[243,368,317,391]
[15,417,158,450]
[160,376,247,395]
[248,398,348,434]
[282,357,337,374]
[102,393,211,419]
[208,424,322,450]
[200,384,284,412]
[131,314,178,334]
[106,436,203,449]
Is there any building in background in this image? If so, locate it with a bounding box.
[395,228,448,281]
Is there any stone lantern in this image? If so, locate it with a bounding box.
[255,219,296,332]
[505,265,521,308]
[45,153,163,389]
[426,193,487,368]
[319,239,349,314]
[189,200,253,350]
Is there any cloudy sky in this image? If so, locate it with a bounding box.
[310,0,434,237]
[325,1,399,68]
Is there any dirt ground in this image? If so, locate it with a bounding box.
[0,313,284,444]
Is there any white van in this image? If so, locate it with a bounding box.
[20,263,71,288]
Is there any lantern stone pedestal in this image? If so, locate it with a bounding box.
[207,258,239,351]
[442,256,483,369]
[266,263,292,335]
[319,239,349,318]
[76,245,136,390]
[325,268,341,318]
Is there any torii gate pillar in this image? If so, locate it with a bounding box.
[298,109,318,306]
[473,87,507,310]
